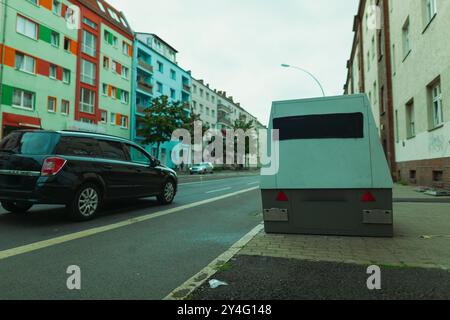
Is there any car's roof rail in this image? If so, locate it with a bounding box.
[58,130,130,142]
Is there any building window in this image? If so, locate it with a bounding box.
[429,80,443,128]
[52,0,62,15]
[170,88,176,100]
[120,116,128,129]
[156,82,163,93]
[13,88,34,110]
[121,66,129,79]
[16,16,38,40]
[402,17,411,58]
[61,100,69,115]
[406,100,415,138]
[49,64,57,79]
[122,42,130,55]
[102,83,108,95]
[424,0,437,25]
[82,30,97,57]
[170,69,176,80]
[15,52,35,74]
[64,37,71,51]
[366,51,370,71]
[395,110,399,143]
[211,110,215,117]
[110,112,116,125]
[47,97,57,113]
[51,31,59,47]
[103,56,110,69]
[157,61,164,73]
[63,69,71,84]
[83,18,97,29]
[373,81,377,104]
[100,110,107,123]
[433,170,444,182]
[80,88,95,114]
[120,91,129,104]
[112,61,118,73]
[80,59,96,85]
[111,87,117,99]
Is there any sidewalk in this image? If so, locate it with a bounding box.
[188,184,450,300]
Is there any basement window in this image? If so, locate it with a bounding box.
[433,171,443,182]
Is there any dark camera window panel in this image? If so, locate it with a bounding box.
[273,113,364,140]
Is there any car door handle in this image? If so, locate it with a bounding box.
[102,165,113,170]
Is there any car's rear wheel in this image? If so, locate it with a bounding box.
[67,184,101,221]
[157,179,176,205]
[1,201,33,214]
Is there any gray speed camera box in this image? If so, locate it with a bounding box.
[260,94,394,237]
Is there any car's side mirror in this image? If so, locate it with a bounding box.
[151,158,161,167]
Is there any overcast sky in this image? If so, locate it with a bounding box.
[108,0,359,125]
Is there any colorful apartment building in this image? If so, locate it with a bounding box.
[70,0,133,139]
[0,0,133,139]
[0,0,79,138]
[131,32,192,168]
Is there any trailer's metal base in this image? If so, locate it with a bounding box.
[262,189,394,238]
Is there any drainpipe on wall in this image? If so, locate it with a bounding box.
[130,38,137,142]
[0,0,9,112]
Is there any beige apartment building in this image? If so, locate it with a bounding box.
[345,0,450,189]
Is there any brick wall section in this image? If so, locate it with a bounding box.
[397,157,450,190]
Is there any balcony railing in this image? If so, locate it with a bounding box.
[182,84,191,92]
[217,103,231,114]
[138,59,154,73]
[218,115,232,127]
[137,81,153,95]
[136,104,149,114]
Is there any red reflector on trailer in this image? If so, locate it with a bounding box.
[276,191,289,202]
[361,191,376,202]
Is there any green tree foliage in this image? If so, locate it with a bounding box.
[138,96,189,159]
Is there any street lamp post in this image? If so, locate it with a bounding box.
[281,64,326,97]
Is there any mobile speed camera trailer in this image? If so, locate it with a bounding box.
[261,94,394,237]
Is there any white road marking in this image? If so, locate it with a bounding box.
[165,223,264,300]
[247,181,260,185]
[0,187,260,261]
[206,187,232,194]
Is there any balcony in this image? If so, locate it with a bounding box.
[182,84,191,92]
[217,103,231,114]
[218,113,232,127]
[138,59,153,73]
[136,104,149,115]
[137,80,153,95]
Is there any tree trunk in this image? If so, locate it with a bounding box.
[156,142,161,160]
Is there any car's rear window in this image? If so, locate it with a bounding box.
[0,131,58,155]
[273,113,364,140]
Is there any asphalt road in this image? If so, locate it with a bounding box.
[191,255,450,300]
[0,174,262,300]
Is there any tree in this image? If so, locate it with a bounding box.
[232,117,257,169]
[138,96,188,160]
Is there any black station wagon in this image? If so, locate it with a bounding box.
[0,130,178,221]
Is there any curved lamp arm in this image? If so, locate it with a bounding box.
[281,64,326,97]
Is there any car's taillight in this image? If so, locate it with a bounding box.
[41,157,67,176]
[276,191,289,202]
[361,191,376,202]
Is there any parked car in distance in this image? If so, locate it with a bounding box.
[0,130,178,221]
[189,162,214,175]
